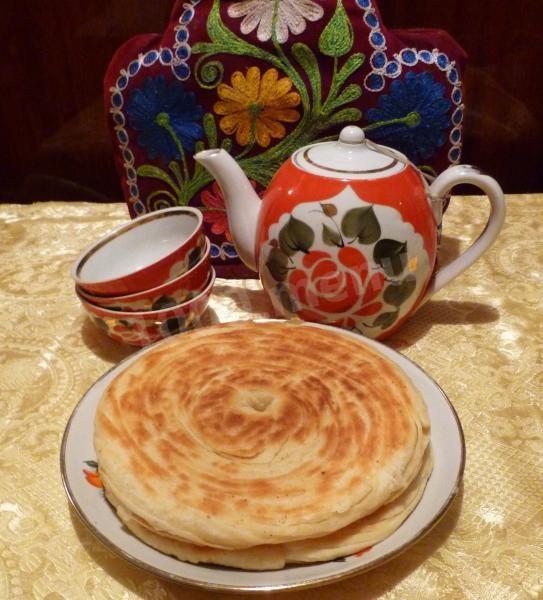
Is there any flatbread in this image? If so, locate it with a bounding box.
[105,447,433,570]
[95,321,430,551]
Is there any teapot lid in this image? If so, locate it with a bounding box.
[292,126,408,180]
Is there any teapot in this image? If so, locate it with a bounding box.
[195,126,505,339]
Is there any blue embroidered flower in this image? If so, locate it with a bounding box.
[365,71,452,163]
[126,75,204,162]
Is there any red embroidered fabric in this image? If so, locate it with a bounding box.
[104,0,467,277]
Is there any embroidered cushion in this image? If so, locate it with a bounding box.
[104,0,467,277]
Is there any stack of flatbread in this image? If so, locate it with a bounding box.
[95,321,432,570]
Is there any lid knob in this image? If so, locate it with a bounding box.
[339,126,366,145]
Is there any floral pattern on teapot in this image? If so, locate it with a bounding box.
[260,186,430,338]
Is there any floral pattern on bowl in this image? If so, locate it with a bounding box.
[72,207,205,296]
[77,239,211,312]
[80,270,216,346]
[167,232,207,280]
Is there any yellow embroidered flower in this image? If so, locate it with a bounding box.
[214,67,301,148]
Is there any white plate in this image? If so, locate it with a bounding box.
[61,321,465,593]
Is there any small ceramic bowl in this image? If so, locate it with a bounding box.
[71,207,205,296]
[78,270,215,347]
[76,238,211,312]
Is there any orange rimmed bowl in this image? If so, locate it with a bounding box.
[71,207,205,296]
[77,239,211,312]
[78,270,215,346]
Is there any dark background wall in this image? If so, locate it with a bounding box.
[1,0,541,203]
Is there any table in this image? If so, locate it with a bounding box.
[1,196,541,599]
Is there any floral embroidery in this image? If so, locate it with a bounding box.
[111,0,461,269]
[201,180,257,241]
[365,71,451,163]
[211,242,239,261]
[227,0,324,44]
[214,67,301,148]
[126,75,204,162]
[201,182,232,241]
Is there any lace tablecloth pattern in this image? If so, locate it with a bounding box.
[1,196,542,599]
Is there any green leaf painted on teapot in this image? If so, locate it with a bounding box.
[373,239,408,276]
[383,274,417,307]
[341,206,381,244]
[322,223,343,247]
[279,216,315,256]
[278,285,297,314]
[319,0,353,58]
[266,248,290,281]
[373,310,399,330]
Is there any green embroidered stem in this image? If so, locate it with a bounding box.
[192,0,312,158]
[137,164,181,199]
[323,53,365,111]
[168,161,184,189]
[236,141,255,160]
[188,0,367,188]
[195,56,224,89]
[146,188,179,210]
[181,168,213,205]
[235,119,256,160]
[156,112,190,181]
[323,57,339,110]
[311,134,338,144]
[364,111,421,132]
[193,1,283,80]
[192,141,206,177]
[271,1,310,114]
[291,43,322,116]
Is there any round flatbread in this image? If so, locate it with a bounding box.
[95,321,430,551]
[105,447,433,570]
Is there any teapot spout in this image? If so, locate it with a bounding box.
[194,149,261,272]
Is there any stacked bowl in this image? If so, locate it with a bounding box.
[71,207,215,346]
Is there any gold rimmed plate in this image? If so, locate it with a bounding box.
[60,320,465,593]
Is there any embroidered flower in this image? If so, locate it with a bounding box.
[201,180,257,242]
[214,67,301,147]
[126,75,204,162]
[365,71,452,163]
[227,0,324,44]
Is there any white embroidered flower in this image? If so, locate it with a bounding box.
[227,0,324,44]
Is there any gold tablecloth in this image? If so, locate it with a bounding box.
[1,196,542,599]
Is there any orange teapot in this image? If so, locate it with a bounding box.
[195,126,505,339]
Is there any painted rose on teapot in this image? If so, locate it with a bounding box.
[196,126,505,339]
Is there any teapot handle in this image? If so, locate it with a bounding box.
[421,165,506,303]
